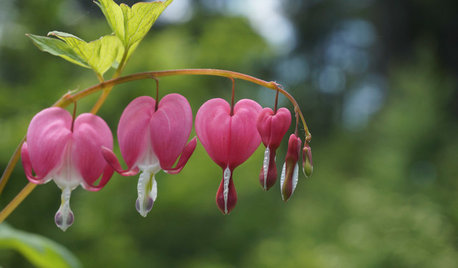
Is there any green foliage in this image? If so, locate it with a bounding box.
[26,34,90,69]
[27,32,123,78]
[95,0,173,59]
[26,0,173,78]
[1,0,457,267]
[0,224,81,268]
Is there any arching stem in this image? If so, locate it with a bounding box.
[0,68,311,222]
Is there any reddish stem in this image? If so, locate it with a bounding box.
[229,78,235,116]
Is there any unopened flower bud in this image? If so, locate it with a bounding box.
[280,134,301,202]
[302,142,313,178]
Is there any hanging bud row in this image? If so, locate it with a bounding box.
[20,82,312,229]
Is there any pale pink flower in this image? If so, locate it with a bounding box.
[102,94,196,217]
[21,107,114,231]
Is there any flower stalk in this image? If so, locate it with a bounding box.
[0,68,311,223]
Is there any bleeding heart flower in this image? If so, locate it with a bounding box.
[102,94,196,217]
[280,133,301,202]
[195,98,261,214]
[21,107,114,231]
[256,107,291,190]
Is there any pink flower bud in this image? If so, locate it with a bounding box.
[280,134,301,202]
[196,98,261,214]
[256,107,291,190]
[102,94,196,217]
[21,107,114,231]
[302,142,313,178]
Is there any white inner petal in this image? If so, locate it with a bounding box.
[136,171,157,217]
[136,135,162,174]
[263,147,270,190]
[223,167,231,214]
[55,187,74,232]
[52,142,82,190]
[292,162,299,194]
[280,163,286,201]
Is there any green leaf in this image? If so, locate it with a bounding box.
[26,34,90,68]
[96,0,173,58]
[48,31,124,77]
[0,223,81,268]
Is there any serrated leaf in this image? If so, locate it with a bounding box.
[97,0,173,58]
[48,31,124,77]
[26,34,90,68]
[0,223,81,268]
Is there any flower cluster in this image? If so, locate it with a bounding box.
[22,92,312,230]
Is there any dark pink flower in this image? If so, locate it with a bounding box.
[21,107,114,231]
[195,98,261,214]
[102,94,196,217]
[256,107,291,190]
[280,133,302,202]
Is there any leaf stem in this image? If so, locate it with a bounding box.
[90,50,128,114]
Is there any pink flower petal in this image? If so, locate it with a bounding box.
[195,98,261,169]
[195,98,231,168]
[150,93,193,169]
[72,113,113,186]
[257,107,291,150]
[117,96,155,168]
[101,146,139,176]
[229,99,262,168]
[81,165,114,192]
[25,107,72,178]
[21,142,49,184]
[165,137,197,174]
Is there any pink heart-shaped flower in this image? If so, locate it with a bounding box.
[196,98,261,214]
[21,107,114,231]
[256,107,291,190]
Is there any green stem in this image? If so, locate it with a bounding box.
[0,183,37,223]
[0,68,311,222]
[0,139,24,196]
[90,50,128,114]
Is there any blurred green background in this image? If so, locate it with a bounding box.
[1,0,457,267]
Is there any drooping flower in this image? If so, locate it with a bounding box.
[102,94,196,217]
[21,107,114,231]
[256,107,291,190]
[195,98,261,214]
[280,133,302,202]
